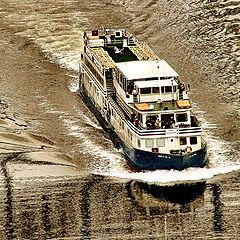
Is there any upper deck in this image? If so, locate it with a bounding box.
[82,29,192,129]
[83,29,158,67]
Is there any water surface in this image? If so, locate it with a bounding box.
[0,0,239,239]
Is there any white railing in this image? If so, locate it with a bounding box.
[108,96,202,138]
[82,63,107,94]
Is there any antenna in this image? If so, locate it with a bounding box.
[171,78,174,101]
[157,61,163,104]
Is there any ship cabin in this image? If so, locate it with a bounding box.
[81,29,204,155]
[82,29,194,132]
[113,60,193,131]
[82,28,160,94]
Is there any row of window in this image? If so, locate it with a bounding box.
[180,137,198,145]
[114,111,197,150]
[144,138,165,148]
[143,137,198,148]
[85,57,105,86]
[140,86,177,95]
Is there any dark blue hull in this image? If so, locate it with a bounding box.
[79,88,208,171]
[122,143,208,171]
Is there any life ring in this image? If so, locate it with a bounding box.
[185,146,192,153]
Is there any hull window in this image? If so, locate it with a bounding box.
[145,139,154,148]
[137,139,141,148]
[156,138,165,147]
[128,129,133,140]
[120,121,124,130]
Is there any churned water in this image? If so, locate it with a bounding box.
[0,0,239,239]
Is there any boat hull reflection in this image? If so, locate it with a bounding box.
[126,180,206,212]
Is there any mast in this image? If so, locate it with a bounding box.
[171,78,174,101]
[157,62,163,104]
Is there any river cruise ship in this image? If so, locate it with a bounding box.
[79,29,207,170]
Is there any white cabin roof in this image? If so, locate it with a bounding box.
[116,60,179,80]
[134,79,178,89]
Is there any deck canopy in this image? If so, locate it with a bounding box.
[134,79,177,89]
[116,60,179,80]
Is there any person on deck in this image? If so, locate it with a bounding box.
[132,88,138,96]
[145,117,152,129]
[155,118,161,129]
[133,117,140,128]
[170,116,175,128]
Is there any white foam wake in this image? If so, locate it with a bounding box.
[93,161,240,185]
[89,108,240,185]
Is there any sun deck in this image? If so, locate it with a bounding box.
[104,46,138,63]
[91,47,116,68]
[128,42,158,61]
[84,29,159,66]
[103,42,158,63]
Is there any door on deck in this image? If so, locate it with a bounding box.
[168,135,177,151]
[161,114,174,129]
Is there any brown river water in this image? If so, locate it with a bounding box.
[0,0,239,239]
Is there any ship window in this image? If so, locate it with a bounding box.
[156,138,165,147]
[137,139,141,148]
[176,113,188,122]
[145,139,154,148]
[128,129,132,140]
[119,121,124,129]
[190,137,198,145]
[115,31,121,37]
[152,87,160,93]
[180,137,187,145]
[140,88,151,94]
[165,86,172,93]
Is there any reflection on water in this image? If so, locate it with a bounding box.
[0,162,239,239]
[0,0,239,166]
[127,181,206,206]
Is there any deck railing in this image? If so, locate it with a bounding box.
[108,96,202,138]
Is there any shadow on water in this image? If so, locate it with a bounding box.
[210,184,223,234]
[79,175,103,240]
[41,195,52,239]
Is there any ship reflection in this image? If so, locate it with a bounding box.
[0,166,225,240]
[126,180,206,215]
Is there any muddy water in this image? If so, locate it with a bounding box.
[0,0,239,239]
